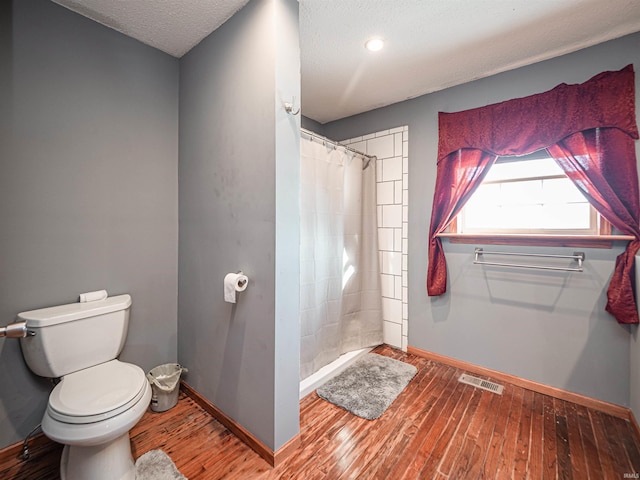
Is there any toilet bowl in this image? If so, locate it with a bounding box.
[42,361,152,479]
[42,361,151,480]
[18,294,151,480]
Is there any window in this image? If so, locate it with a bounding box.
[428,66,639,322]
[455,151,599,235]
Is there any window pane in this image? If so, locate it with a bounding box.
[542,178,587,204]
[463,205,500,230]
[469,183,501,204]
[459,154,596,234]
[540,204,591,229]
[484,157,563,182]
[500,180,543,206]
[499,205,544,229]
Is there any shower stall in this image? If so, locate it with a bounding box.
[299,129,383,396]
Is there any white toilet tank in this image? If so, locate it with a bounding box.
[18,294,132,378]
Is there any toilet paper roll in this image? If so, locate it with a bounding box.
[224,273,248,303]
[79,289,108,303]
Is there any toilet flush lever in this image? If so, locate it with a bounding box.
[0,321,35,338]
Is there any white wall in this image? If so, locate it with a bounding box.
[344,126,409,350]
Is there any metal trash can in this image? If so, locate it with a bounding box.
[147,364,188,412]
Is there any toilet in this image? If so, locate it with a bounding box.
[18,294,151,480]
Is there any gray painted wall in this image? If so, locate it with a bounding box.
[324,32,640,408]
[0,0,179,448]
[301,115,324,135]
[2,0,635,456]
[273,0,301,450]
[178,0,300,451]
[633,296,640,415]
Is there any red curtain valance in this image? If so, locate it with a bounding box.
[438,65,638,161]
[428,65,640,324]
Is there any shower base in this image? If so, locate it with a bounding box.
[299,346,374,399]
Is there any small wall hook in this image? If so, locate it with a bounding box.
[284,96,300,115]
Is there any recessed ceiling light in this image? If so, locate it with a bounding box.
[365,37,384,52]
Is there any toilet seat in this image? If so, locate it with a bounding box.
[47,360,147,425]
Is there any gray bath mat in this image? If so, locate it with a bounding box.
[317,353,417,420]
[136,450,187,480]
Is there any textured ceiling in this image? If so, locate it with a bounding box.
[52,0,640,124]
[52,0,251,57]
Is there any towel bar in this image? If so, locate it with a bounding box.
[473,248,585,272]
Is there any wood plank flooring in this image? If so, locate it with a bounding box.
[2,345,639,479]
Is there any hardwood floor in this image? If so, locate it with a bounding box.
[2,345,639,479]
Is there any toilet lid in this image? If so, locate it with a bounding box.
[48,360,148,424]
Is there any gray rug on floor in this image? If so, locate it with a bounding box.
[136,450,187,480]
[316,353,417,420]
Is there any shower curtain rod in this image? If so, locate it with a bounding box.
[301,127,375,170]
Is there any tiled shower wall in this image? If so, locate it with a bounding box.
[343,126,409,351]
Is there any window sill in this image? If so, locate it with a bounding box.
[436,233,634,249]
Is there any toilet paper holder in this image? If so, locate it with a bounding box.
[224,271,249,304]
[236,271,247,288]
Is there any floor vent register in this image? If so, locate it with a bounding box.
[458,373,504,395]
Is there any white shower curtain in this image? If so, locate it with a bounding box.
[300,137,383,381]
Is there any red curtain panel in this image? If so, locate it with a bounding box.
[428,65,640,324]
[427,149,496,295]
